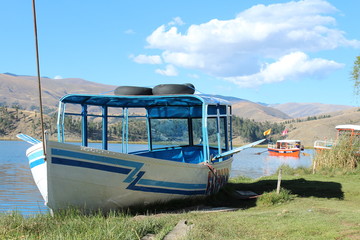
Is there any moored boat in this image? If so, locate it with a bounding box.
[267,140,302,157]
[314,124,360,153]
[18,89,264,212]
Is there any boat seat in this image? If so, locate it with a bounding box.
[133,146,220,164]
[182,147,204,164]
[135,148,185,162]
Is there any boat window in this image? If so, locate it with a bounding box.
[128,117,147,142]
[63,114,82,142]
[150,118,189,148]
[192,118,203,146]
[87,115,103,141]
[207,117,226,150]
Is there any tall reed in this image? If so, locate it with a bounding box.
[314,135,360,171]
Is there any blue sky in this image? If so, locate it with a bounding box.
[1,0,360,105]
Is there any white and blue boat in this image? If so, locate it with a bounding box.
[18,90,264,212]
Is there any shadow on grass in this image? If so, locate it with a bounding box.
[205,178,344,209]
[239,178,344,199]
[128,178,344,215]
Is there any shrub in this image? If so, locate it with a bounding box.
[257,188,296,206]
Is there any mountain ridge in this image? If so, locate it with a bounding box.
[0,73,354,121]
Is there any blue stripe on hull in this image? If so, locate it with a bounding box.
[138,179,206,189]
[28,150,45,168]
[29,158,45,168]
[48,148,207,195]
[29,150,44,161]
[52,157,132,175]
[127,172,206,195]
[51,148,143,183]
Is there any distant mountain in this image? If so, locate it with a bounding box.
[0,73,116,113]
[0,73,354,122]
[232,101,291,121]
[270,102,354,118]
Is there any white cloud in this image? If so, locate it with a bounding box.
[138,0,360,87]
[54,75,63,79]
[168,17,185,26]
[155,64,178,76]
[131,54,162,64]
[224,51,344,87]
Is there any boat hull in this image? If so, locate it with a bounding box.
[267,148,300,157]
[26,141,232,211]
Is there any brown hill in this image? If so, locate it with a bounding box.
[232,101,291,121]
[1,73,353,122]
[0,73,116,112]
[283,107,360,147]
[270,102,353,118]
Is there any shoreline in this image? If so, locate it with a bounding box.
[0,139,315,149]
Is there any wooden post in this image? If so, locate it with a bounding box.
[276,168,282,194]
[312,160,316,174]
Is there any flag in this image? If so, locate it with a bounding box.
[281,129,288,136]
[263,129,272,136]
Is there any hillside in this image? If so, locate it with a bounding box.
[232,101,291,121]
[282,107,360,147]
[0,73,116,113]
[1,73,354,121]
[270,102,353,118]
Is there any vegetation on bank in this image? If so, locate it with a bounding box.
[1,168,359,239]
[314,136,360,171]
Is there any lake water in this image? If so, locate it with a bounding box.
[0,141,313,216]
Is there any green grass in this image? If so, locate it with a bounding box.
[1,169,360,239]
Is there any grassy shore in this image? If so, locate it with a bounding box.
[1,167,359,240]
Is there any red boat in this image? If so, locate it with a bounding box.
[268,140,303,157]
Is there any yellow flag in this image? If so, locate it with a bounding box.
[263,129,272,136]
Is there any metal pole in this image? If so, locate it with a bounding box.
[32,0,46,157]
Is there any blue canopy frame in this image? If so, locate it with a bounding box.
[57,94,232,163]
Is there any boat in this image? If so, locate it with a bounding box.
[267,140,303,157]
[314,124,360,153]
[17,90,265,212]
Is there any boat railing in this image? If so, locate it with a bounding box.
[314,140,334,149]
[268,142,301,149]
[267,143,276,149]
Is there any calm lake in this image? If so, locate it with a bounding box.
[0,141,313,216]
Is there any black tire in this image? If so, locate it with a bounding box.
[114,86,153,95]
[152,83,195,95]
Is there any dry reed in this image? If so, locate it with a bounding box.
[314,135,360,171]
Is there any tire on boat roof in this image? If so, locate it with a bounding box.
[152,83,195,95]
[114,86,153,95]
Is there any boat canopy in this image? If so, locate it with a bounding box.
[335,125,360,131]
[277,140,301,143]
[59,94,230,118]
[57,93,233,163]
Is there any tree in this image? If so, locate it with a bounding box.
[351,55,360,96]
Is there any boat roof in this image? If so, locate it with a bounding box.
[335,125,360,131]
[59,94,231,108]
[276,140,301,143]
